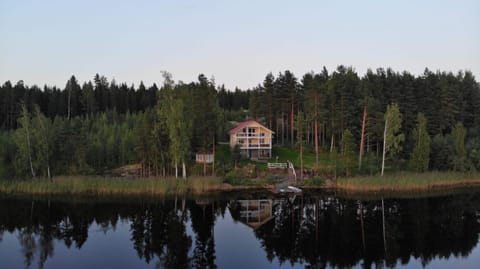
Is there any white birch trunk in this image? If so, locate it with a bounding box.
[359,105,367,169]
[381,119,387,176]
[182,162,186,180]
[26,126,35,178]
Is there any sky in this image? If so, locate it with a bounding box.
[1,0,479,90]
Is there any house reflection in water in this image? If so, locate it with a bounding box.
[229,199,276,230]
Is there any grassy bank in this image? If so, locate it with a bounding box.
[332,171,480,193]
[2,172,480,197]
[0,176,231,196]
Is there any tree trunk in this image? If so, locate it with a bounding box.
[381,119,388,176]
[212,136,215,177]
[182,162,186,180]
[203,149,206,177]
[300,143,303,181]
[359,105,367,169]
[26,126,35,178]
[314,95,319,169]
[275,116,279,144]
[291,101,294,147]
[330,134,334,153]
[175,163,178,179]
[67,87,71,120]
[281,112,285,145]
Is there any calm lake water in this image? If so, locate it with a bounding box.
[1,191,480,269]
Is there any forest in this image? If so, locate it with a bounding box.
[1,66,479,180]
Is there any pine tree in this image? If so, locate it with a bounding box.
[451,122,466,171]
[341,129,356,177]
[296,111,306,181]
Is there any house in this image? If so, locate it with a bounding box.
[229,199,275,230]
[229,120,273,159]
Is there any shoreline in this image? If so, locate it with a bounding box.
[1,172,480,197]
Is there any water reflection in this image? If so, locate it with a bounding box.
[0,192,479,268]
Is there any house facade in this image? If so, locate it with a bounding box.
[229,120,273,159]
[229,199,274,230]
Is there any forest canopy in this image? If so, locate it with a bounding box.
[1,67,479,179]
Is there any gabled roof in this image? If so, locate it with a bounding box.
[228,120,274,135]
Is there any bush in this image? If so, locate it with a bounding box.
[304,177,325,186]
[224,170,246,185]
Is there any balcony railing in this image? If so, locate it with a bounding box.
[236,133,262,138]
[240,143,271,149]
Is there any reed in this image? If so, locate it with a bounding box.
[334,171,480,192]
[0,176,225,196]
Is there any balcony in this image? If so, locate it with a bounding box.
[236,133,261,138]
[240,143,271,149]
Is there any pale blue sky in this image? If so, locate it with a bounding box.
[1,0,479,89]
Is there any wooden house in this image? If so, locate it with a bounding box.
[229,120,273,159]
[229,199,275,230]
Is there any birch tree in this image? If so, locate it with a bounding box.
[13,104,36,178]
[160,72,191,179]
[409,113,430,172]
[32,106,53,179]
[381,103,404,176]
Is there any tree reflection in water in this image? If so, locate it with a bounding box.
[0,192,479,269]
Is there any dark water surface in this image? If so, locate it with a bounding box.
[1,191,480,269]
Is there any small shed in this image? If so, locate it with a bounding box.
[195,153,214,164]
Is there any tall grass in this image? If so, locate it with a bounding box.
[0,176,224,196]
[334,171,480,192]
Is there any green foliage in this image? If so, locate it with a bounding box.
[224,170,247,185]
[430,134,453,170]
[1,68,479,179]
[466,137,480,171]
[296,111,306,179]
[384,103,405,159]
[341,129,356,176]
[13,104,36,177]
[409,113,431,172]
[230,144,241,166]
[159,80,191,176]
[304,177,326,186]
[0,132,15,180]
[451,122,467,171]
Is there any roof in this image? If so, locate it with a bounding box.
[228,120,274,135]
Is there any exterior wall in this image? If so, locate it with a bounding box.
[230,122,273,159]
[195,153,214,163]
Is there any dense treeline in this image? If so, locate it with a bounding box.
[1,66,480,179]
[248,67,480,175]
[1,73,225,179]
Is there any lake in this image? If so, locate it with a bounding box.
[0,190,479,269]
